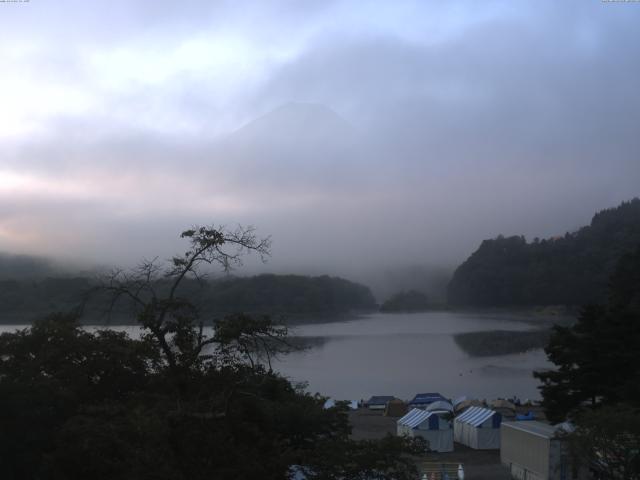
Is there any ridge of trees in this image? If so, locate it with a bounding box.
[447,198,640,306]
[0,273,376,324]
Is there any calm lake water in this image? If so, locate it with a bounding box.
[275,311,554,402]
[0,311,556,402]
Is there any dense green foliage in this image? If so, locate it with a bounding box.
[534,246,640,423]
[0,277,91,321]
[380,290,430,312]
[566,404,640,480]
[535,245,640,479]
[0,225,421,479]
[0,274,376,324]
[448,199,640,306]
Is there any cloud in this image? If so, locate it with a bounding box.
[0,0,639,284]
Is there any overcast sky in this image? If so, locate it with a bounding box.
[1,0,639,283]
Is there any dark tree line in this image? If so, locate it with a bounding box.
[448,198,640,306]
[0,274,376,324]
[0,225,422,480]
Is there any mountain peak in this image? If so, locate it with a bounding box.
[230,102,354,146]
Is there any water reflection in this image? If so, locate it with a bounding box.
[277,312,554,401]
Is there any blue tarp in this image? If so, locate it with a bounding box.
[408,392,447,407]
[366,395,395,406]
[515,411,535,421]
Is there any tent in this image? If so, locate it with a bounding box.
[365,395,396,410]
[384,399,408,417]
[452,396,468,408]
[397,408,453,452]
[426,400,454,413]
[454,406,502,450]
[491,399,516,419]
[454,399,483,413]
[408,392,447,409]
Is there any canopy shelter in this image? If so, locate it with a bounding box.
[454,399,484,413]
[397,408,453,452]
[452,396,468,408]
[408,392,447,409]
[426,400,454,413]
[454,406,502,450]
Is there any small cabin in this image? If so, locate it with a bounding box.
[501,421,586,480]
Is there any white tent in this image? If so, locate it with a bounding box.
[426,400,454,413]
[454,406,502,450]
[397,408,453,452]
[452,396,468,408]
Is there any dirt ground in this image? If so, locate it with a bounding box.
[348,409,511,480]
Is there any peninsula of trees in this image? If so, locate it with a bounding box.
[447,198,640,307]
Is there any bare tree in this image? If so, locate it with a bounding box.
[97,225,272,370]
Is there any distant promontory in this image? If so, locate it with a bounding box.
[380,290,431,312]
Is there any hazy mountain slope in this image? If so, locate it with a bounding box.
[447,198,640,306]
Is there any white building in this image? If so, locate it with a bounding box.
[501,421,584,480]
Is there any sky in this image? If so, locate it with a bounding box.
[1,0,640,290]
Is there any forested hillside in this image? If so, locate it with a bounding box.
[0,274,376,323]
[447,199,640,306]
[197,274,376,315]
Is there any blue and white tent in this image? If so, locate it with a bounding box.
[397,408,453,452]
[454,406,502,449]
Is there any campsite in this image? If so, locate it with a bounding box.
[341,392,565,480]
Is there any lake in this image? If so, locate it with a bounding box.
[276,311,555,402]
[0,310,558,402]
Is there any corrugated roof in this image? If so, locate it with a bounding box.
[398,408,434,428]
[501,421,561,439]
[455,406,496,427]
